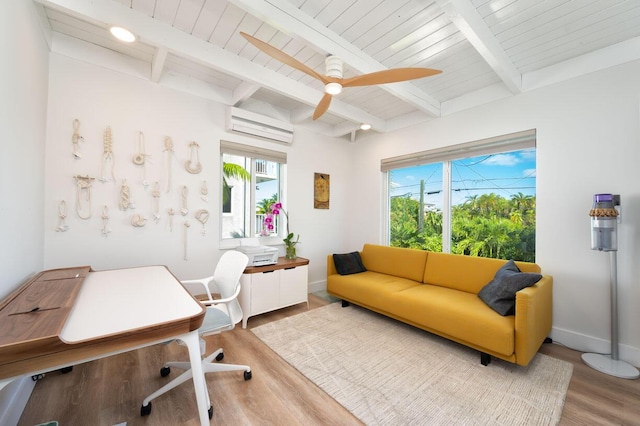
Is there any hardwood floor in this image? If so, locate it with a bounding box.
[538,343,640,425]
[18,295,640,426]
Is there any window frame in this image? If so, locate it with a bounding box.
[219,140,287,249]
[382,130,536,258]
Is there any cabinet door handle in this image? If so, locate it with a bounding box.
[284,267,296,270]
[262,270,275,274]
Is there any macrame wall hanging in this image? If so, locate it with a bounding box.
[133,131,149,188]
[163,136,174,193]
[152,181,161,223]
[71,119,84,159]
[201,180,208,202]
[61,119,214,260]
[101,206,111,236]
[119,179,135,211]
[99,126,116,182]
[131,214,147,227]
[56,200,70,232]
[183,220,190,261]
[185,141,202,174]
[195,209,209,236]
[181,185,189,216]
[74,175,95,220]
[168,208,175,232]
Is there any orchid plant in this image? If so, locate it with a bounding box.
[262,201,299,258]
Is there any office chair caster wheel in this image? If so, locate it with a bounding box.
[31,374,45,382]
[208,406,213,419]
[160,366,171,377]
[216,352,224,361]
[244,370,252,380]
[140,402,152,416]
[60,366,73,374]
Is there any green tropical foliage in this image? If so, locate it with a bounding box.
[390,192,535,262]
[222,162,251,205]
[257,194,279,214]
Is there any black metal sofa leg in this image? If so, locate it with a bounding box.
[481,353,491,366]
[341,300,350,307]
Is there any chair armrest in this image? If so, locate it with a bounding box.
[514,275,553,366]
[181,276,214,300]
[198,283,241,307]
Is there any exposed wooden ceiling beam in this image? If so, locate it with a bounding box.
[523,36,640,91]
[434,0,522,93]
[150,46,168,83]
[232,82,261,106]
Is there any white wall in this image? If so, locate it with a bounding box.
[349,60,640,366]
[0,0,48,296]
[0,0,49,423]
[43,53,351,289]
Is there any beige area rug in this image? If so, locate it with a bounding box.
[252,303,573,426]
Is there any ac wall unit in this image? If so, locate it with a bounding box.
[226,107,294,144]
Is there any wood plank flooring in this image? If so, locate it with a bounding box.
[18,294,640,426]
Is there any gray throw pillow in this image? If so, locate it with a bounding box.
[333,252,367,275]
[478,260,542,316]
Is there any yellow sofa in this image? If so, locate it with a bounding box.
[327,244,553,366]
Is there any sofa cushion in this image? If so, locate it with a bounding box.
[327,271,419,309]
[391,285,515,356]
[422,251,541,294]
[478,260,543,316]
[360,244,428,282]
[333,251,367,275]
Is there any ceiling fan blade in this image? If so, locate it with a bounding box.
[313,93,333,120]
[240,32,329,84]
[342,68,442,87]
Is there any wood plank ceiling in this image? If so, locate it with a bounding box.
[34,0,640,139]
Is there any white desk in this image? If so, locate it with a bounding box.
[0,265,210,425]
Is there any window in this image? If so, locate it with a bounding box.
[383,130,536,262]
[220,141,287,246]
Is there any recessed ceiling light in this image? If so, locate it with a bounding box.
[110,26,136,43]
[360,123,372,131]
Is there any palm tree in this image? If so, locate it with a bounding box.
[222,162,250,205]
[257,194,278,214]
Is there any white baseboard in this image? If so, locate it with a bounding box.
[308,279,326,294]
[551,326,640,367]
[0,376,36,426]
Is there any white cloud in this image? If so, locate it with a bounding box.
[483,153,519,166]
[519,149,536,160]
[522,168,536,177]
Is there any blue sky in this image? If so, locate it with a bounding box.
[389,148,536,208]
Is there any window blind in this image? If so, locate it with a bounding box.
[380,129,536,172]
[220,140,287,163]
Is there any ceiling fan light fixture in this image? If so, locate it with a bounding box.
[110,26,136,43]
[360,123,372,131]
[325,82,342,95]
[325,55,343,78]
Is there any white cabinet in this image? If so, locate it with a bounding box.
[239,257,309,328]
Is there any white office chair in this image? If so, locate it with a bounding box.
[140,250,251,419]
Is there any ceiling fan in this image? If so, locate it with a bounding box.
[240,32,442,120]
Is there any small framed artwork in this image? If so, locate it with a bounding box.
[314,173,330,209]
